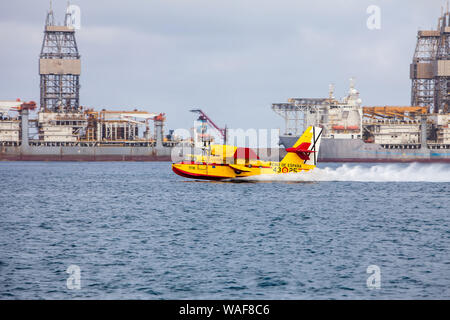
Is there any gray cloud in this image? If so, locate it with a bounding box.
[0,0,446,132]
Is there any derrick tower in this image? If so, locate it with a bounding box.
[411,6,450,114]
[39,4,81,112]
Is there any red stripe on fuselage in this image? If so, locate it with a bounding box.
[172,166,230,180]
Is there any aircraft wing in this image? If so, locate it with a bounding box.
[229,164,252,173]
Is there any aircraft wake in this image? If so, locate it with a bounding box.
[238,163,450,182]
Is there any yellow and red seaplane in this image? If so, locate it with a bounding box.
[172,126,323,181]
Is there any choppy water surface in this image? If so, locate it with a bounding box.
[0,161,449,299]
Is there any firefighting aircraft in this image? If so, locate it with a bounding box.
[172,126,323,181]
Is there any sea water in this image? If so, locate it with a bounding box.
[0,161,449,299]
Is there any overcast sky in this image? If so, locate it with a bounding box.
[0,0,445,133]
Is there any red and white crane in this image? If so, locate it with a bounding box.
[190,109,227,144]
[0,99,37,116]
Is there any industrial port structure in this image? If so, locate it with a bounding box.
[2,4,450,162]
[411,5,450,114]
[0,5,175,161]
[273,9,450,162]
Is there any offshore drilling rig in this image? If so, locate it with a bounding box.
[411,5,450,114]
[40,5,81,112]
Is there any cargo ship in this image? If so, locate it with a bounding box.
[0,5,176,161]
[273,80,450,162]
[0,100,175,161]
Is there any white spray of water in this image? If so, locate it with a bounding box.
[238,163,450,182]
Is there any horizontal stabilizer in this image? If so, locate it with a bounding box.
[286,142,316,160]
